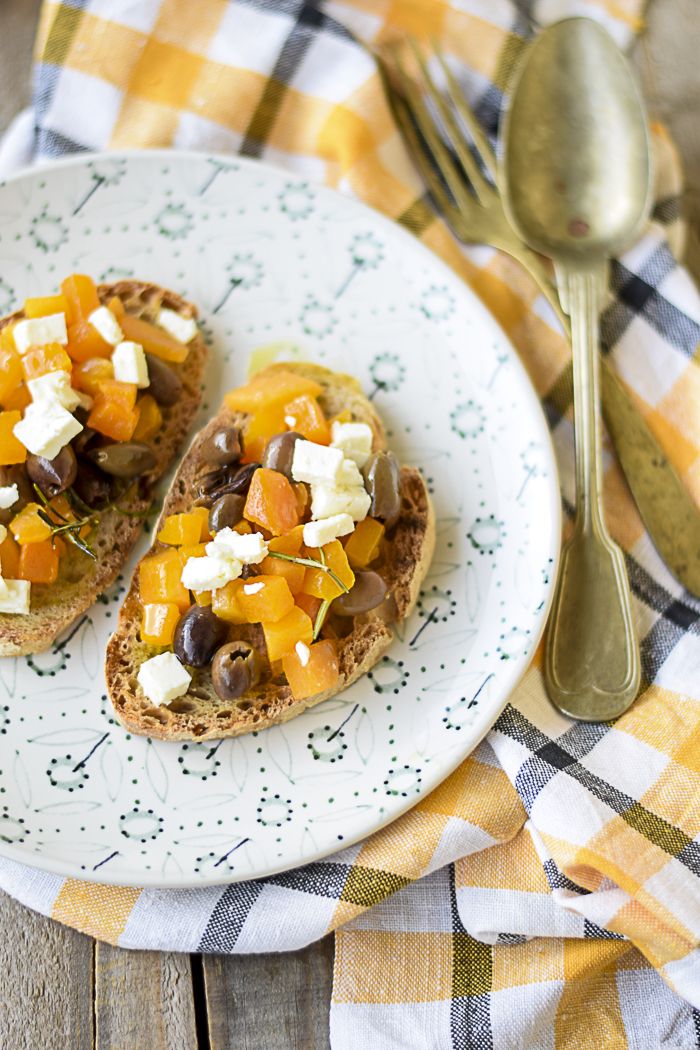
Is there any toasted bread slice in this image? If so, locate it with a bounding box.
[0,281,207,657]
[106,363,435,741]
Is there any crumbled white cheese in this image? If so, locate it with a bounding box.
[330,421,373,467]
[0,485,19,510]
[112,341,148,387]
[209,528,268,564]
[291,440,344,486]
[12,313,68,354]
[243,581,264,595]
[13,401,82,460]
[88,305,123,346]
[284,415,297,428]
[295,641,310,667]
[310,483,370,523]
[338,458,364,489]
[303,513,354,548]
[137,651,191,705]
[157,307,197,344]
[181,554,242,592]
[0,579,31,615]
[27,369,83,412]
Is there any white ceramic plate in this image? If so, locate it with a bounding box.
[0,151,559,886]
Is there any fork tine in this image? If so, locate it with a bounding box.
[433,42,498,181]
[388,47,478,217]
[407,37,490,205]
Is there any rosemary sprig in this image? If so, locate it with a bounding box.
[34,485,98,560]
[313,599,331,640]
[265,550,350,595]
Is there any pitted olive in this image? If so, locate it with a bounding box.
[200,427,242,467]
[87,442,156,479]
[211,641,260,701]
[195,462,260,506]
[262,431,303,480]
[209,493,246,533]
[333,571,388,616]
[145,353,182,406]
[173,606,228,668]
[26,446,77,498]
[362,451,401,528]
[72,458,112,508]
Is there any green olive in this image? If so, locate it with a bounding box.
[211,641,260,701]
[362,451,401,528]
[87,442,157,479]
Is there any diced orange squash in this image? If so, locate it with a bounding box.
[237,575,295,624]
[225,370,323,414]
[20,344,73,381]
[10,503,52,545]
[139,549,190,610]
[158,512,206,547]
[194,590,212,607]
[233,519,252,535]
[268,525,304,555]
[0,411,27,465]
[283,394,329,444]
[0,325,16,353]
[179,544,208,563]
[141,602,180,646]
[88,380,139,441]
[72,357,114,397]
[343,517,385,569]
[211,579,247,624]
[0,346,23,406]
[261,526,306,594]
[24,294,68,319]
[241,435,267,465]
[132,394,162,442]
[293,482,309,519]
[282,639,339,700]
[242,402,287,463]
[263,606,313,662]
[295,592,322,621]
[302,539,355,601]
[119,313,188,364]
[17,539,60,584]
[96,378,137,411]
[61,274,100,326]
[107,296,125,319]
[67,319,112,362]
[2,384,30,412]
[244,468,299,536]
[0,533,20,577]
[191,506,211,542]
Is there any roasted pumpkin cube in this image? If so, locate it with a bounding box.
[120,313,188,364]
[261,525,306,594]
[158,512,206,547]
[0,346,23,407]
[72,357,114,397]
[61,274,100,325]
[17,539,60,584]
[263,606,314,662]
[178,543,207,561]
[283,394,329,444]
[244,468,299,536]
[194,590,212,607]
[24,293,69,319]
[294,592,322,622]
[237,575,294,623]
[0,533,20,577]
[141,602,181,646]
[225,370,323,413]
[88,380,139,441]
[21,343,73,381]
[2,384,30,412]
[343,517,385,569]
[293,482,309,519]
[211,579,247,624]
[10,503,53,545]
[282,639,339,700]
[139,549,190,610]
[302,539,355,601]
[132,394,163,442]
[107,296,125,319]
[67,319,112,362]
[0,411,26,465]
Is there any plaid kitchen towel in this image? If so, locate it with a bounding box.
[1,0,699,1047]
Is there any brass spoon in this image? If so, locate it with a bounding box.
[502,18,648,721]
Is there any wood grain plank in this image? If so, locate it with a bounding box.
[95,943,197,1050]
[0,890,93,1050]
[203,937,334,1050]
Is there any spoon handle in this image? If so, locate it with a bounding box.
[545,265,641,722]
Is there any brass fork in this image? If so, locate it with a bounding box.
[378,38,700,598]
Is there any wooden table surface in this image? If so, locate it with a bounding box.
[0,2,697,1047]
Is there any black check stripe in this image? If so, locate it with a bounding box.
[449,865,494,1049]
[198,881,264,952]
[543,859,590,896]
[265,859,411,907]
[583,919,624,940]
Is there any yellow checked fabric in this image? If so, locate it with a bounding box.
[0,1,696,1047]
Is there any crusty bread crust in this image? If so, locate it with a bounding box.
[0,282,207,656]
[105,363,435,741]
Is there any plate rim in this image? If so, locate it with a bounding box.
[0,148,561,887]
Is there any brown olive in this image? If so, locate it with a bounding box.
[195,462,260,507]
[26,446,78,498]
[333,571,388,616]
[209,493,246,533]
[262,431,303,480]
[72,458,112,508]
[173,606,228,668]
[145,353,182,406]
[0,465,32,524]
[200,427,242,468]
[362,451,401,528]
[87,442,157,479]
[72,426,100,455]
[211,641,260,701]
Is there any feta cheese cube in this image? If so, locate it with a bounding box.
[0,485,19,510]
[157,307,197,344]
[310,483,370,522]
[27,369,82,412]
[137,651,191,706]
[112,341,149,387]
[13,401,82,460]
[295,641,310,667]
[181,554,242,592]
[330,420,373,467]
[209,528,268,564]
[303,513,354,548]
[291,440,344,486]
[0,579,31,615]
[12,313,68,354]
[243,581,264,595]
[339,458,364,489]
[88,305,123,346]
